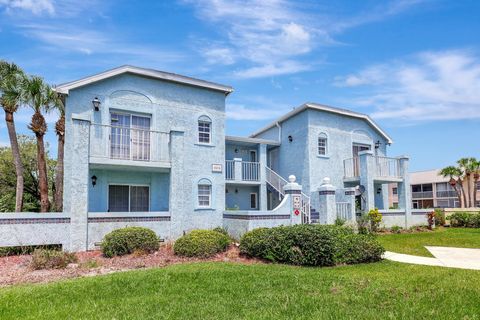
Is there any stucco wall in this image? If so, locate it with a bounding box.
[225,185,260,210]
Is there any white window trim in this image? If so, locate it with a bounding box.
[250,193,258,209]
[107,183,150,212]
[317,132,329,158]
[197,180,213,209]
[197,115,213,146]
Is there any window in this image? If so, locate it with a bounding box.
[318,133,327,156]
[110,112,151,161]
[198,180,212,207]
[108,185,150,212]
[198,116,211,144]
[250,193,258,209]
[392,187,398,195]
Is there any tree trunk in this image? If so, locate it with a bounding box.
[35,133,50,212]
[466,174,473,207]
[54,129,64,212]
[4,110,24,212]
[452,184,462,208]
[474,176,479,207]
[458,180,467,208]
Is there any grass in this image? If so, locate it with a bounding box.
[1,261,480,319]
[377,227,480,257]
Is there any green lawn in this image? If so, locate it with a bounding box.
[1,261,480,319]
[377,227,480,257]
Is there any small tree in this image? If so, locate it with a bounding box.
[367,208,382,232]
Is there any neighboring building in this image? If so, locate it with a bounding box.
[389,169,480,209]
[0,65,421,252]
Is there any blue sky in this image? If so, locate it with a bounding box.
[0,0,479,171]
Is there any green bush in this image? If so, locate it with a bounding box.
[212,227,229,236]
[239,225,384,267]
[30,249,78,269]
[447,212,480,228]
[174,230,230,258]
[434,209,446,226]
[390,225,403,234]
[101,227,160,258]
[0,244,62,257]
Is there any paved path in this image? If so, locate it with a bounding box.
[384,247,480,270]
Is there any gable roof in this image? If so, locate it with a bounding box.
[250,102,393,144]
[55,65,234,95]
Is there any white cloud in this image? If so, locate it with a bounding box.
[334,50,480,121]
[0,0,55,15]
[234,60,310,79]
[226,96,292,120]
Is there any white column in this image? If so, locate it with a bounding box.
[359,150,375,211]
[234,158,242,183]
[318,177,337,225]
[283,175,303,225]
[259,144,268,211]
[398,156,412,228]
[344,187,357,222]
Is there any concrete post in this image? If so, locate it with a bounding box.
[397,156,412,228]
[283,175,303,225]
[68,116,90,252]
[344,187,357,222]
[233,157,242,183]
[318,177,337,225]
[359,150,375,211]
[169,129,185,239]
[259,144,268,211]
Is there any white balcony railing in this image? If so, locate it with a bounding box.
[436,190,457,198]
[242,161,260,181]
[412,191,434,199]
[375,156,401,178]
[89,124,170,163]
[225,160,235,180]
[343,157,360,178]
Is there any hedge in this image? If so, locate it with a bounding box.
[174,229,230,258]
[448,212,480,228]
[101,227,160,257]
[239,225,384,267]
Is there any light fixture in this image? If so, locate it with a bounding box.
[235,188,238,193]
[377,187,382,194]
[92,97,101,111]
[234,148,239,153]
[375,140,381,149]
[91,175,97,187]
[288,135,293,142]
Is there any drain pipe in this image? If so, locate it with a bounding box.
[275,122,282,142]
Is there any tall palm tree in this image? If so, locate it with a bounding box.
[48,88,65,212]
[473,159,480,207]
[0,61,26,212]
[23,76,51,212]
[440,166,464,208]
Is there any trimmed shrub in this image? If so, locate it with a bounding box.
[212,227,229,236]
[0,244,62,257]
[101,227,160,258]
[434,209,446,226]
[447,212,480,228]
[30,249,78,269]
[239,225,382,267]
[174,230,230,258]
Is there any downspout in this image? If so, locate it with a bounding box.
[275,122,281,142]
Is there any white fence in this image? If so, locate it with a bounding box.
[336,202,352,221]
[343,157,360,178]
[375,156,401,178]
[225,160,235,180]
[241,161,260,181]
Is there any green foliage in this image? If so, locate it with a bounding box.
[448,212,480,228]
[101,227,160,258]
[367,208,382,232]
[239,225,384,266]
[390,225,403,234]
[212,226,229,236]
[0,244,62,257]
[174,230,230,258]
[0,135,56,212]
[30,249,77,269]
[434,209,446,226]
[334,218,346,226]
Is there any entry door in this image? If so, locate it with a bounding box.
[249,150,257,162]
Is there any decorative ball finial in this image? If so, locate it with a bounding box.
[322,177,331,185]
[288,175,296,183]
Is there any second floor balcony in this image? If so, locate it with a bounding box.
[89,124,171,169]
[225,159,260,183]
[344,155,404,182]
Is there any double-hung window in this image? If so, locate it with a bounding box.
[108,185,150,212]
[318,133,328,156]
[198,180,212,207]
[198,116,211,144]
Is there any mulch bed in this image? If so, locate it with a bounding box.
[0,244,259,287]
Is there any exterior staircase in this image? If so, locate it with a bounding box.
[265,166,312,224]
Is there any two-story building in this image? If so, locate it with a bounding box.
[5,65,416,252]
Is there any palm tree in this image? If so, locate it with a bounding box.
[23,76,51,212]
[473,159,480,207]
[457,158,472,207]
[48,88,65,212]
[440,166,464,208]
[0,61,26,212]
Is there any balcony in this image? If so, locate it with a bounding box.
[412,191,434,199]
[343,156,403,182]
[436,190,458,198]
[225,159,260,183]
[89,124,170,170]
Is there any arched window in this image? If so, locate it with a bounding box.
[318,133,328,156]
[198,115,212,144]
[197,178,212,207]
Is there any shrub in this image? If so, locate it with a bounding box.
[434,209,446,226]
[390,225,403,234]
[427,211,436,230]
[30,249,78,270]
[0,244,62,257]
[212,227,229,236]
[101,227,160,258]
[447,212,479,227]
[335,218,346,226]
[240,225,384,267]
[368,208,382,232]
[174,230,230,258]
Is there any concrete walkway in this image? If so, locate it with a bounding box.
[384,247,480,270]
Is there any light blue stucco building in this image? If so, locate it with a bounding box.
[0,65,425,252]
